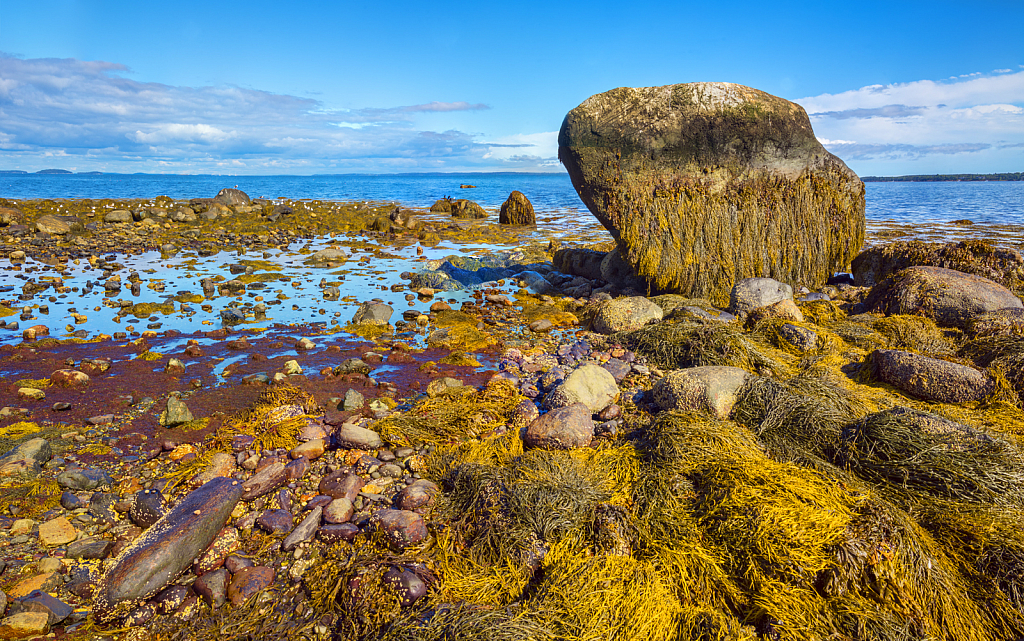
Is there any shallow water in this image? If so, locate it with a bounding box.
[2,176,1022,346]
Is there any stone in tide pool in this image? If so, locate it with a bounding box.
[558,82,864,306]
[499,191,535,225]
[92,476,244,622]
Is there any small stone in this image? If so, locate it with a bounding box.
[49,369,89,388]
[289,439,325,461]
[342,388,365,411]
[382,566,429,607]
[160,396,194,427]
[319,470,365,501]
[543,363,619,412]
[318,523,361,544]
[227,566,274,607]
[395,479,438,511]
[369,509,428,550]
[283,359,302,375]
[282,507,322,551]
[67,537,113,560]
[256,509,293,535]
[0,612,50,639]
[333,423,382,450]
[323,498,354,524]
[193,568,229,608]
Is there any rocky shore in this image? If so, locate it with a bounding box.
[0,85,1023,640]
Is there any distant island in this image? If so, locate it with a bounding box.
[0,169,107,175]
[35,169,74,174]
[863,172,1022,182]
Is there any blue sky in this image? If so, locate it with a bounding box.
[1,0,1021,175]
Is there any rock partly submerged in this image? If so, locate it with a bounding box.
[558,82,865,305]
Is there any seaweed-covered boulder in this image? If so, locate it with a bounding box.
[859,266,1022,329]
[592,296,663,334]
[429,198,453,213]
[600,247,647,290]
[965,308,1024,338]
[525,403,594,449]
[852,240,1024,291]
[0,206,22,226]
[0,438,52,479]
[450,199,487,219]
[869,349,993,403]
[652,366,750,419]
[305,247,349,264]
[214,188,250,207]
[499,191,535,225]
[558,82,864,306]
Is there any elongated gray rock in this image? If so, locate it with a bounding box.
[93,477,243,622]
[558,82,864,306]
[870,349,994,403]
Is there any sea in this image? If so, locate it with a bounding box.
[1,173,1022,346]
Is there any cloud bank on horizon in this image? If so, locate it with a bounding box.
[800,67,1024,175]
[0,54,560,174]
[0,53,1020,176]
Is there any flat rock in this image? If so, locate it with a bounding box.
[282,507,322,551]
[38,517,77,546]
[256,509,293,534]
[92,476,243,621]
[323,498,354,524]
[319,470,365,501]
[525,403,594,450]
[870,349,994,403]
[859,266,1022,329]
[240,461,287,500]
[543,363,619,412]
[592,296,663,334]
[0,612,49,639]
[351,302,393,325]
[652,366,751,419]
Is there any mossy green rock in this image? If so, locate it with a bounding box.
[558,82,865,306]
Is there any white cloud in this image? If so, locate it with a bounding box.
[798,69,1024,173]
[0,54,556,173]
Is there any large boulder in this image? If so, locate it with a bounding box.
[215,188,250,207]
[553,248,605,281]
[499,191,535,225]
[34,215,83,235]
[558,82,864,306]
[869,349,993,403]
[858,266,1022,330]
[852,240,1024,291]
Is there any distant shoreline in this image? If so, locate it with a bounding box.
[863,172,1023,182]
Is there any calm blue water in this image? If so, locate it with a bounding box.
[3,172,1023,226]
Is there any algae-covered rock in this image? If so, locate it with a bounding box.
[34,215,83,235]
[0,206,22,226]
[553,247,605,281]
[592,296,663,334]
[860,266,1022,329]
[852,240,1024,291]
[966,308,1024,338]
[351,302,393,325]
[450,199,487,219]
[499,191,535,225]
[558,82,865,306]
[652,365,750,419]
[869,349,993,403]
[429,198,453,213]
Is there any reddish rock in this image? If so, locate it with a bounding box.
[227,566,274,607]
[49,369,90,387]
[369,509,428,550]
[525,403,594,450]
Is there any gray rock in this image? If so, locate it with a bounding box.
[652,366,751,419]
[282,507,322,551]
[525,403,594,450]
[860,266,1023,330]
[323,498,354,524]
[870,349,994,403]
[57,467,112,490]
[333,423,382,450]
[92,477,244,621]
[591,296,663,334]
[729,278,794,316]
[160,396,193,427]
[0,438,52,478]
[214,188,250,207]
[67,537,113,560]
[351,302,393,326]
[543,363,619,412]
[342,389,365,411]
[35,215,83,235]
[240,462,287,500]
[11,590,72,625]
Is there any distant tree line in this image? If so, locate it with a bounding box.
[863,172,1023,182]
